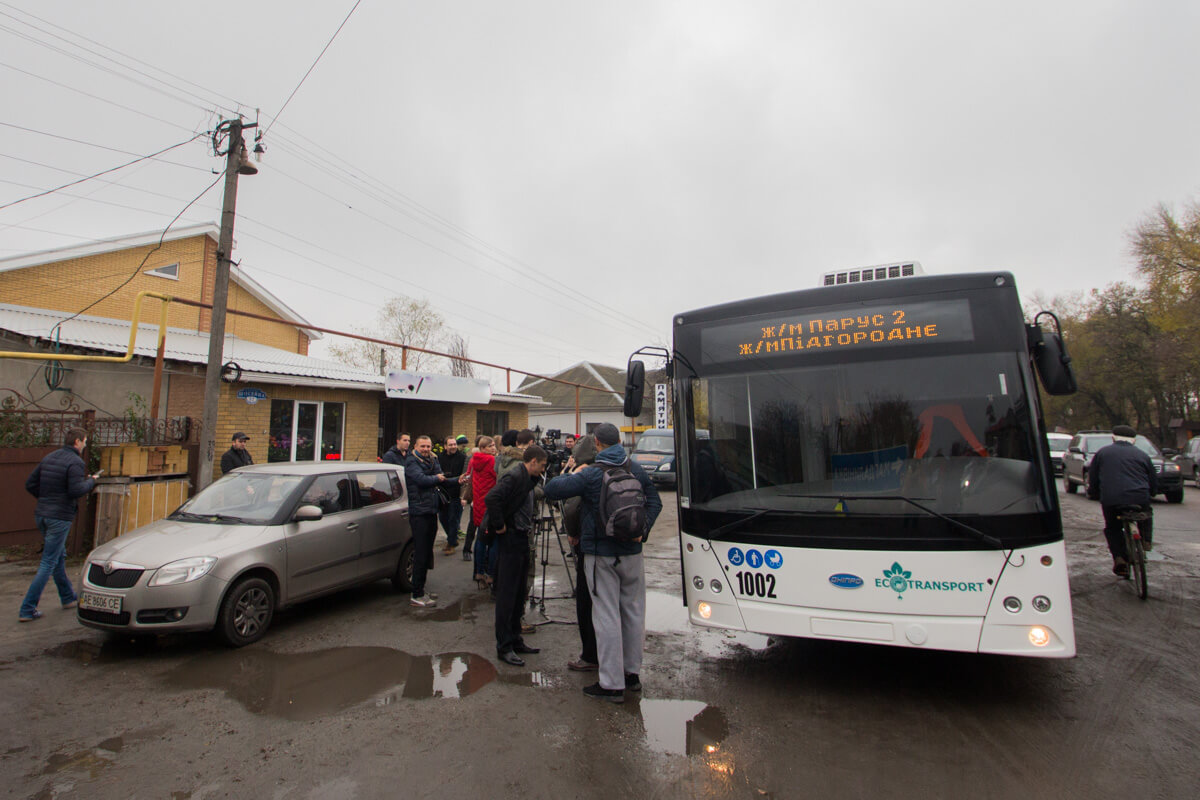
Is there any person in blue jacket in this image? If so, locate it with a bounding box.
[20,427,98,622]
[543,423,662,703]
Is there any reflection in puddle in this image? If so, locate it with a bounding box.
[644,591,771,655]
[639,699,730,756]
[498,671,562,688]
[168,647,497,720]
[424,596,482,622]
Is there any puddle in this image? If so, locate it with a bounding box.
[424,596,482,622]
[46,637,192,665]
[43,749,113,778]
[498,671,562,688]
[167,647,497,720]
[644,591,771,656]
[639,699,730,756]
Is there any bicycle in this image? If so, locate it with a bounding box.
[1115,504,1151,600]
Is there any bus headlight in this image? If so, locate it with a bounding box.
[1003,596,1022,613]
[698,602,713,620]
[1032,595,1052,612]
[1029,626,1050,647]
[692,576,704,590]
[710,579,723,594]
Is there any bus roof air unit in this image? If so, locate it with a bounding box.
[821,261,925,287]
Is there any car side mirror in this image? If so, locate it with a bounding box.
[1162,448,1178,457]
[624,359,646,418]
[1069,446,1082,454]
[294,504,323,522]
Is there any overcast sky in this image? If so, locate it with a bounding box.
[2,0,1198,386]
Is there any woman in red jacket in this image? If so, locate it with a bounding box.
[466,437,498,589]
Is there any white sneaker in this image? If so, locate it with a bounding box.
[410,595,437,608]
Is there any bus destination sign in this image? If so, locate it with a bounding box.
[700,298,974,364]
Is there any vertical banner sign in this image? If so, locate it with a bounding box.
[655,383,668,429]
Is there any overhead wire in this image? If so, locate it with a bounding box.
[0,0,250,113]
[48,167,224,336]
[0,134,204,211]
[0,121,212,172]
[261,0,362,137]
[0,60,199,134]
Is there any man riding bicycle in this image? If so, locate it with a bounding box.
[1087,425,1157,578]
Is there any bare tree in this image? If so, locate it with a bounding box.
[446,333,475,378]
[327,295,457,373]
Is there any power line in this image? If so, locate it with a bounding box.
[0,60,199,134]
[0,134,203,211]
[0,1,249,113]
[49,170,224,336]
[0,121,211,172]
[262,0,362,136]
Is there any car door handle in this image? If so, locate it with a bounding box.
[345,523,359,531]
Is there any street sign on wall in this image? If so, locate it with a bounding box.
[655,383,668,429]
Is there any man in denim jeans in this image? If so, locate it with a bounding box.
[20,427,98,622]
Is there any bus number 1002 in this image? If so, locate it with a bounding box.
[734,571,777,598]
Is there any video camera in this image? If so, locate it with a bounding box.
[540,429,569,477]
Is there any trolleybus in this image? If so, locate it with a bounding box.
[625,266,1079,657]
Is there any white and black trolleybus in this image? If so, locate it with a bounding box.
[624,264,1079,657]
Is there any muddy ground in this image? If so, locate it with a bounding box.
[2,487,1198,799]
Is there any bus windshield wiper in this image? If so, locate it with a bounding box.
[706,508,772,538]
[786,494,1003,549]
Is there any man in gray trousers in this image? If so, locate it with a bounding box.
[544,423,662,703]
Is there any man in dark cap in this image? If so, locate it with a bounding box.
[1087,425,1157,577]
[220,432,253,474]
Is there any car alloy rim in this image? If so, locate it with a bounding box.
[234,588,269,637]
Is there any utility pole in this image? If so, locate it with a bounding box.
[197,118,256,490]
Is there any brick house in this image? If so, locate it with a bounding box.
[0,224,540,484]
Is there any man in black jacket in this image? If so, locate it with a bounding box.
[405,435,445,607]
[1088,425,1157,577]
[220,432,253,474]
[485,444,548,666]
[20,427,97,622]
[381,433,411,466]
[437,436,467,555]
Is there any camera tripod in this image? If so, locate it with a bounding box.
[528,492,577,618]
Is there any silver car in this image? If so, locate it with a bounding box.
[77,463,414,646]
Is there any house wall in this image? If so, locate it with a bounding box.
[0,233,311,355]
[207,382,382,483]
[0,334,167,417]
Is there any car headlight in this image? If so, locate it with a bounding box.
[1163,463,1180,473]
[149,556,216,586]
[658,462,673,471]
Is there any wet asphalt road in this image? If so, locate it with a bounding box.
[2,485,1199,799]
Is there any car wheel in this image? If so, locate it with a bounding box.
[1165,489,1184,504]
[217,576,275,647]
[1064,475,1077,494]
[391,541,415,593]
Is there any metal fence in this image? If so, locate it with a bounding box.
[0,411,199,448]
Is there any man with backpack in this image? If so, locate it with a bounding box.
[544,423,662,703]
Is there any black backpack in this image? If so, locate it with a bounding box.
[597,461,648,542]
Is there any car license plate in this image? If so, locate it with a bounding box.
[79,592,122,614]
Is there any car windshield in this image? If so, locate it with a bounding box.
[635,434,674,453]
[683,352,1047,517]
[1047,437,1071,454]
[1084,434,1161,458]
[172,473,307,524]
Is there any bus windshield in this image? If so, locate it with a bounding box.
[684,351,1047,519]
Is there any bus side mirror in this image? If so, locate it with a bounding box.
[1028,324,1078,396]
[624,360,646,417]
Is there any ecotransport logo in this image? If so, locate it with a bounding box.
[878,562,987,600]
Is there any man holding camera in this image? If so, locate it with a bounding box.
[486,444,549,666]
[544,423,662,703]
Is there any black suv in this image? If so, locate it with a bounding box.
[1062,430,1184,503]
